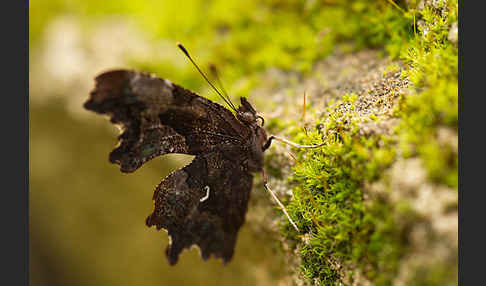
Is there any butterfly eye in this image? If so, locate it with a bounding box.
[238,111,255,123]
[256,115,265,126]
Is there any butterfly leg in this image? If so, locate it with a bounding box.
[262,169,300,232]
[263,135,325,151]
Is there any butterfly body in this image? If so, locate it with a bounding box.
[85,69,270,264]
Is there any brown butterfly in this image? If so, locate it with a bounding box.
[84,43,323,265]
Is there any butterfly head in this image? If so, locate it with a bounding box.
[237,97,264,126]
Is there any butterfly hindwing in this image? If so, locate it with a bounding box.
[146,151,253,264]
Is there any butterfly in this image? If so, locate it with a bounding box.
[84,43,323,265]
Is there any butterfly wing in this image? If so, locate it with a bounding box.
[84,70,250,173]
[146,150,253,265]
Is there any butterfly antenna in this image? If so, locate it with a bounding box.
[177,43,237,111]
[209,64,237,110]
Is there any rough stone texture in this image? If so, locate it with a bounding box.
[448,21,458,45]
[365,157,457,286]
[250,46,456,285]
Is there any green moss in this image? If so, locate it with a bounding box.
[283,96,411,284]
[396,1,458,188]
[342,93,359,104]
[383,63,401,77]
[279,2,457,284]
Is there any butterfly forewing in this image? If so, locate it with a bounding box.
[84,70,250,173]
